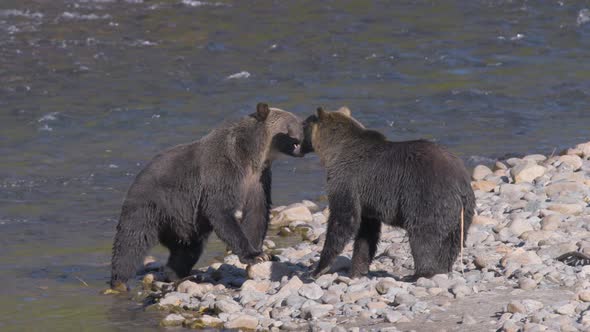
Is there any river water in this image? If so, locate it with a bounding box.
[1,0,589,330]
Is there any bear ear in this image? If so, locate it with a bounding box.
[316,107,326,120]
[255,103,270,121]
[337,106,351,117]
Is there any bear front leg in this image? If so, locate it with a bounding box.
[312,190,360,278]
[208,206,262,265]
[350,217,381,278]
[240,167,271,252]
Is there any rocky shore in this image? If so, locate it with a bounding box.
[136,141,590,331]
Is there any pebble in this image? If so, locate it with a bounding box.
[518,277,537,290]
[472,165,493,180]
[375,278,400,295]
[224,314,259,330]
[160,313,185,327]
[299,283,324,300]
[301,304,334,319]
[247,261,293,280]
[384,310,404,323]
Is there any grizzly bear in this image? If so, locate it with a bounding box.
[302,107,475,279]
[110,103,303,291]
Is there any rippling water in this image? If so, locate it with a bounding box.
[1,0,590,330]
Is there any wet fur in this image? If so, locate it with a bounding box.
[110,105,302,289]
[305,109,475,279]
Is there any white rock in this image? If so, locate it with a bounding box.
[501,248,542,267]
[301,304,334,319]
[472,165,493,180]
[161,313,185,327]
[270,203,313,227]
[247,261,293,280]
[177,280,214,298]
[547,203,584,215]
[558,155,583,170]
[511,161,546,183]
[299,283,324,300]
[508,219,533,237]
[301,200,320,212]
[224,314,258,330]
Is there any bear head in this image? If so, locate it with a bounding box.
[253,102,304,158]
[300,106,365,155]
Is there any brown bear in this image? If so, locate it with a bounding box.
[301,107,475,280]
[110,103,303,291]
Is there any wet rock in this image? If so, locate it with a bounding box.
[158,292,191,307]
[224,314,258,330]
[299,283,324,300]
[271,203,313,227]
[160,313,185,327]
[512,161,546,183]
[473,165,493,180]
[188,315,224,329]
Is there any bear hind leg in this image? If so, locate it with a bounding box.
[164,240,206,282]
[350,217,381,278]
[111,223,157,290]
[408,224,459,279]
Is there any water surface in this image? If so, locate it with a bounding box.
[1,0,590,330]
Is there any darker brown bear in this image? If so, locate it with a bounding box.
[302,107,475,280]
[110,103,303,291]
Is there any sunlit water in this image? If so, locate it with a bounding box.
[1,0,590,330]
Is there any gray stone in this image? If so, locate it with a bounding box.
[375,278,400,295]
[224,314,259,330]
[461,314,477,325]
[320,289,342,304]
[518,277,537,290]
[271,203,313,227]
[393,292,416,306]
[473,165,493,180]
[214,299,241,314]
[507,300,526,314]
[160,313,185,327]
[158,292,191,307]
[384,310,404,323]
[301,304,334,319]
[314,273,338,289]
[299,283,324,300]
[247,261,293,280]
[512,161,546,183]
[508,218,533,237]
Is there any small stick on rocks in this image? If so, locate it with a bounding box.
[460,206,465,277]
